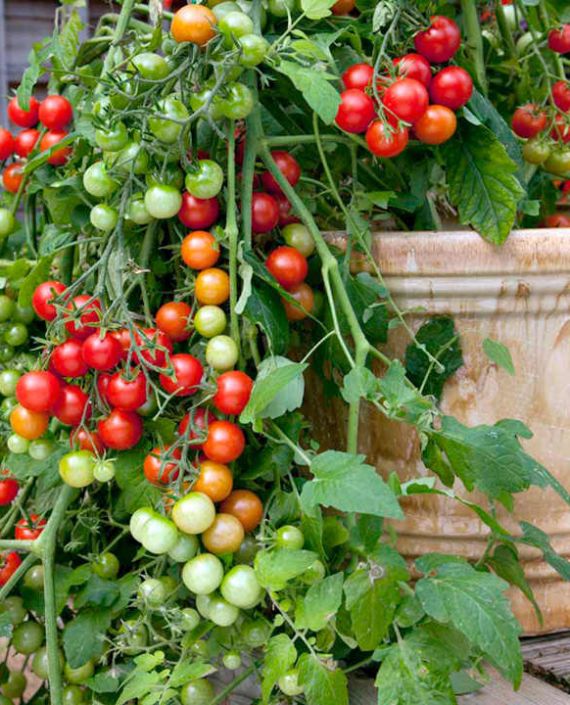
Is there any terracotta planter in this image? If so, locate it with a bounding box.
[305,228,570,634]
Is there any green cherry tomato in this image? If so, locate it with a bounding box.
[12,304,34,325]
[2,671,26,699]
[92,551,120,580]
[0,296,15,323]
[59,450,96,488]
[109,76,137,110]
[62,685,86,705]
[28,439,55,461]
[234,534,259,564]
[1,596,26,626]
[185,160,224,200]
[12,621,44,654]
[132,52,170,81]
[522,139,551,165]
[4,324,28,347]
[223,651,242,670]
[221,565,262,609]
[238,34,269,67]
[117,619,148,654]
[140,514,179,554]
[208,596,239,626]
[267,0,295,15]
[138,577,167,607]
[282,223,314,257]
[95,122,129,152]
[130,507,155,542]
[276,525,304,550]
[278,669,304,696]
[189,87,225,121]
[168,533,199,563]
[90,204,119,232]
[136,393,158,417]
[205,335,238,371]
[0,209,16,239]
[93,460,116,483]
[149,95,189,144]
[144,185,183,219]
[7,434,29,454]
[193,305,227,338]
[172,492,216,535]
[195,593,213,618]
[110,142,149,175]
[212,1,241,20]
[24,564,44,590]
[219,11,254,44]
[126,196,153,225]
[83,161,117,198]
[160,575,178,598]
[179,607,200,631]
[0,345,14,364]
[31,646,64,680]
[0,369,20,397]
[64,660,95,685]
[220,83,254,120]
[180,679,216,705]
[241,618,270,648]
[545,150,570,176]
[0,398,17,419]
[301,559,326,584]
[146,162,185,190]
[182,553,224,595]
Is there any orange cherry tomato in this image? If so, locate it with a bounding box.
[156,301,192,342]
[331,0,356,15]
[171,5,217,46]
[413,105,457,145]
[195,268,230,305]
[283,282,314,321]
[193,460,233,502]
[201,513,244,555]
[220,490,263,533]
[3,162,24,194]
[10,405,49,440]
[181,231,220,270]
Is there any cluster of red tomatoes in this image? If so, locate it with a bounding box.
[334,16,473,158]
[0,94,73,194]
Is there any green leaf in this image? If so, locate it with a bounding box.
[299,573,344,631]
[17,44,47,111]
[298,655,348,705]
[378,361,433,424]
[486,544,541,619]
[74,575,121,610]
[482,338,515,376]
[301,0,336,19]
[18,256,55,308]
[442,121,525,244]
[241,358,307,423]
[116,671,163,705]
[415,556,522,685]
[254,549,319,590]
[301,450,403,519]
[63,609,112,668]
[85,671,121,694]
[244,281,289,356]
[278,61,341,125]
[114,444,160,513]
[405,317,463,399]
[340,366,378,404]
[261,634,297,703]
[169,662,214,688]
[53,10,84,70]
[517,522,570,581]
[6,445,66,488]
[345,273,388,345]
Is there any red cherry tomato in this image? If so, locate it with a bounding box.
[261,151,301,194]
[16,371,61,413]
[548,25,570,54]
[32,280,66,321]
[511,104,547,138]
[178,193,220,229]
[159,353,203,396]
[366,120,409,158]
[551,114,570,144]
[70,428,105,455]
[282,282,315,321]
[331,0,355,15]
[383,78,429,124]
[133,327,173,369]
[429,66,473,110]
[52,384,91,426]
[251,192,279,234]
[0,129,15,161]
[8,96,40,128]
[111,328,132,360]
[3,162,24,194]
[413,105,457,145]
[342,63,374,90]
[335,89,376,134]
[553,81,570,112]
[543,214,570,228]
[203,420,245,464]
[96,373,112,404]
[156,301,192,342]
[212,371,253,416]
[39,95,73,130]
[178,407,215,449]
[393,54,432,87]
[82,333,123,371]
[98,409,143,450]
[266,246,308,290]
[107,370,148,410]
[0,552,22,585]
[143,446,181,485]
[414,16,461,63]
[275,193,299,227]
[40,130,71,166]
[15,514,46,540]
[14,129,40,158]
[0,478,19,506]
[51,339,88,378]
[64,295,102,340]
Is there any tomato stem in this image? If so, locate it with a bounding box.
[226,122,241,357]
[461,0,488,95]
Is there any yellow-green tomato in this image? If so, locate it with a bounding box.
[205,335,238,371]
[140,514,179,554]
[193,305,227,338]
[180,678,215,705]
[182,553,224,595]
[0,209,16,238]
[172,492,216,534]
[282,223,315,257]
[64,660,95,685]
[59,450,96,488]
[220,565,262,609]
[83,161,117,198]
[168,533,199,562]
[126,196,153,226]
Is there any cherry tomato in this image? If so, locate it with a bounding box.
[342,63,374,90]
[15,514,46,540]
[169,534,199,563]
[172,491,216,534]
[251,192,279,233]
[98,409,143,450]
[0,367,19,395]
[3,162,24,194]
[544,150,570,176]
[33,280,66,321]
[95,121,129,151]
[178,193,220,229]
[159,353,203,396]
[221,564,262,608]
[219,11,253,43]
[2,670,27,699]
[283,282,315,321]
[0,552,21,585]
[193,460,233,502]
[511,104,547,138]
[143,184,182,220]
[220,83,254,120]
[553,81,570,112]
[182,553,224,594]
[70,427,105,454]
[544,214,570,227]
[10,405,49,440]
[40,130,71,166]
[195,268,230,305]
[205,335,238,371]
[149,96,189,144]
[132,52,170,81]
[429,66,473,111]
[4,322,27,347]
[366,120,409,157]
[383,78,429,124]
[171,4,218,46]
[414,15,461,63]
[203,420,245,463]
[202,513,244,555]
[335,89,376,134]
[23,564,44,590]
[181,230,220,270]
[14,129,40,158]
[8,96,40,128]
[156,301,192,342]
[0,210,14,240]
[64,295,101,340]
[15,371,61,413]
[393,53,432,87]
[185,160,224,200]
[83,161,117,198]
[275,192,299,227]
[193,305,227,338]
[279,670,304,697]
[178,407,215,448]
[0,478,18,506]
[50,340,87,378]
[548,25,570,54]
[522,139,551,165]
[551,114,570,144]
[266,246,308,290]
[64,660,95,685]
[59,450,95,488]
[331,0,355,15]
[144,446,181,485]
[414,104,457,145]
[238,34,269,67]
[39,95,73,130]
[212,371,253,415]
[261,151,301,194]
[92,204,120,232]
[276,524,305,550]
[220,489,263,532]
[1,595,26,626]
[134,327,174,369]
[82,333,122,371]
[106,370,147,411]
[0,129,15,160]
